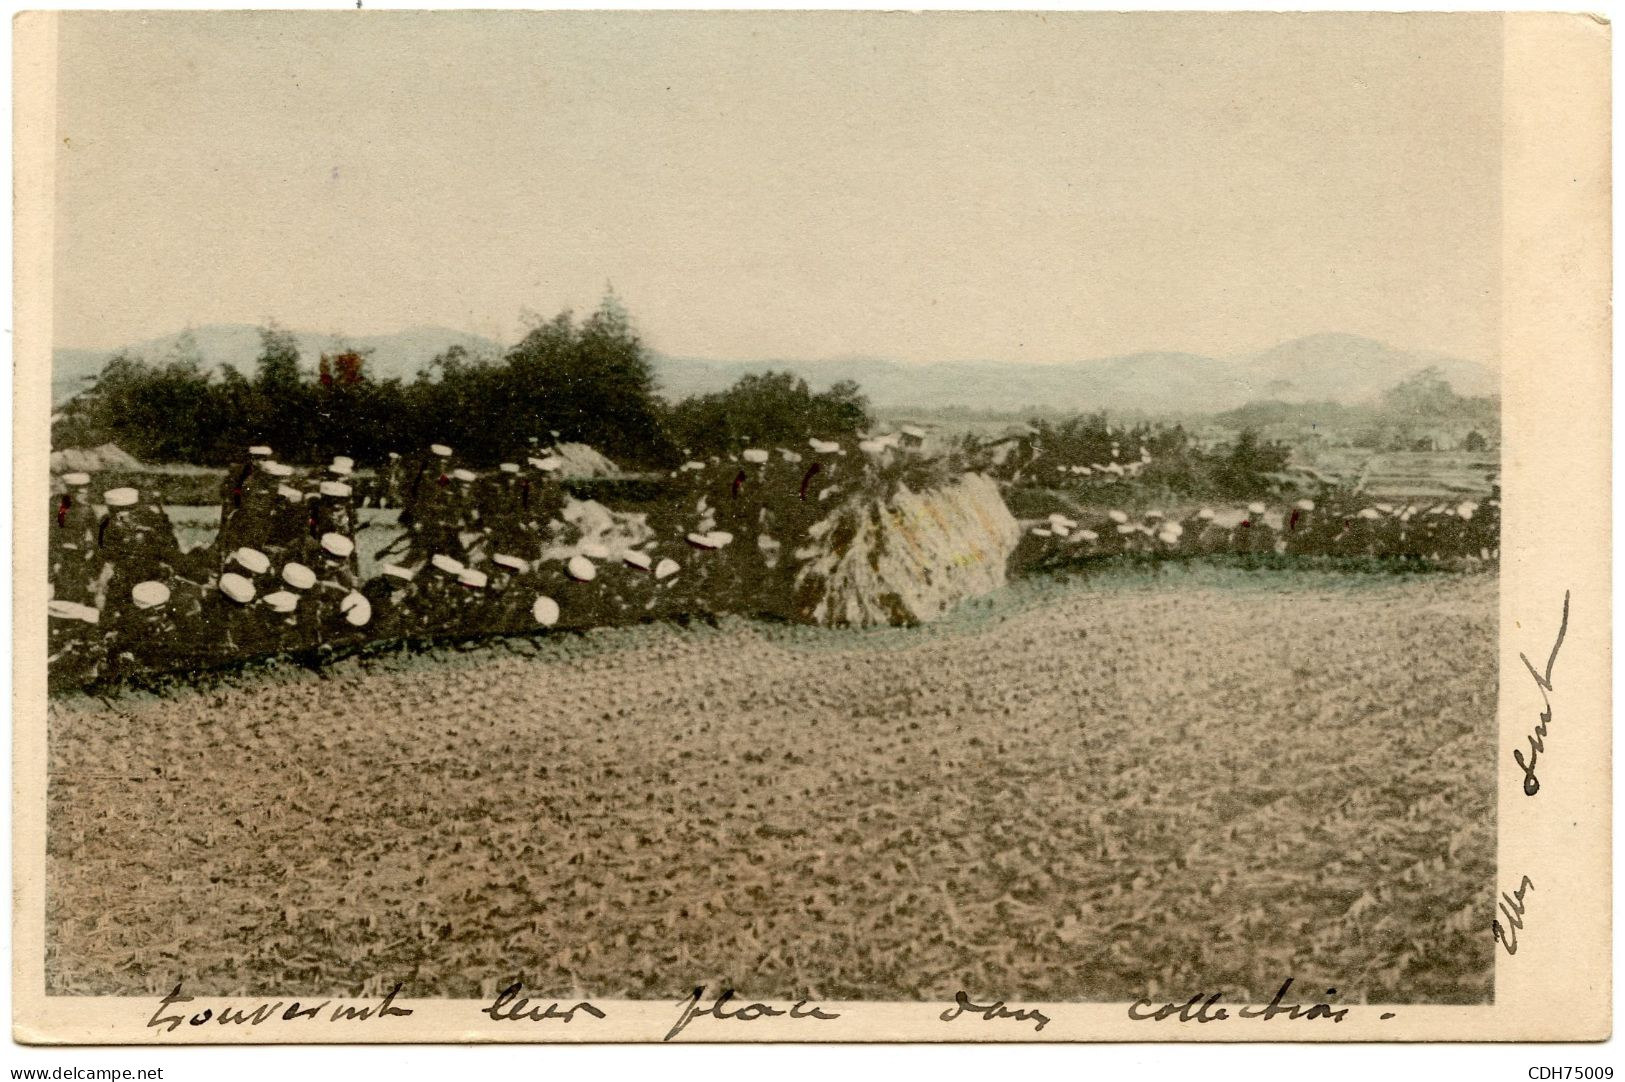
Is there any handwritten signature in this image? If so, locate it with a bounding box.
[1492,874,1535,955]
[1513,591,1569,797]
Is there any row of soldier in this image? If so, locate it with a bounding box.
[1020,490,1501,572]
[47,436,1501,689]
[47,437,852,688]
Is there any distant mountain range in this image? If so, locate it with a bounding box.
[51,325,1497,415]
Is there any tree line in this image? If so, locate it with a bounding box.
[52,294,874,470]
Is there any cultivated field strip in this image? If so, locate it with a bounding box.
[46,569,1496,1003]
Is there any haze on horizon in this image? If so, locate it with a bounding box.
[50,11,1502,368]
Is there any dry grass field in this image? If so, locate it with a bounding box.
[46,566,1496,1005]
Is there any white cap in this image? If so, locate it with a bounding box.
[684,460,707,471]
[1107,509,1128,524]
[499,462,520,473]
[532,595,560,626]
[263,461,294,477]
[1375,503,1395,514]
[808,438,838,453]
[218,573,256,604]
[277,484,303,502]
[430,554,464,576]
[1115,523,1137,535]
[742,448,770,464]
[231,547,269,575]
[1031,527,1053,538]
[340,590,371,627]
[530,456,562,472]
[580,541,611,560]
[1197,508,1215,520]
[1144,509,1164,520]
[381,562,415,581]
[1051,524,1070,537]
[387,451,401,460]
[1075,529,1099,542]
[328,462,353,477]
[492,553,529,572]
[451,468,476,482]
[319,480,352,498]
[1457,501,1478,519]
[1247,502,1267,515]
[104,487,138,507]
[655,558,680,580]
[331,455,354,470]
[901,424,926,439]
[457,568,488,589]
[320,532,355,558]
[1295,499,1316,511]
[857,438,888,455]
[567,555,597,581]
[48,599,100,624]
[779,449,803,463]
[62,472,91,486]
[263,590,299,613]
[131,580,170,609]
[1159,522,1184,541]
[1359,508,1381,520]
[430,443,453,457]
[281,562,317,590]
[623,550,653,571]
[1047,513,1077,528]
[248,445,273,457]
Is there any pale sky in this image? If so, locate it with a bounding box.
[50,11,1503,364]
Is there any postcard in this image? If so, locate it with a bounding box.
[12,10,1610,1044]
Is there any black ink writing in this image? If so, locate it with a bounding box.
[663,986,839,1042]
[1492,875,1535,955]
[480,982,607,1023]
[1513,591,1569,796]
[939,990,1050,1032]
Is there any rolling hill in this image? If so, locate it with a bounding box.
[52,326,1496,415]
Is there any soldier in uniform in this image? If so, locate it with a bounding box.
[1231,501,1277,557]
[303,531,369,650]
[392,445,474,568]
[277,560,321,652]
[211,553,283,661]
[50,472,101,605]
[47,473,104,686]
[96,487,184,612]
[1282,498,1322,556]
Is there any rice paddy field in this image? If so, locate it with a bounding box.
[45,564,1496,1005]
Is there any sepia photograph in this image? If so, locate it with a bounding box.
[12,9,1610,1048]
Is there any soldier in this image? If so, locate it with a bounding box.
[50,472,101,606]
[47,596,104,690]
[303,531,369,649]
[96,488,184,611]
[278,560,321,651]
[310,477,360,565]
[259,585,304,653]
[1231,501,1276,556]
[47,468,104,685]
[103,577,206,682]
[1282,498,1322,556]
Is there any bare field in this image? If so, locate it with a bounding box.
[46,566,1496,1004]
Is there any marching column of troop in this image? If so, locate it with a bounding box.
[1019,484,1501,574]
[48,437,792,688]
[48,435,1502,690]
